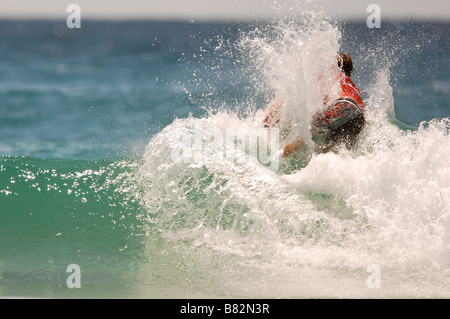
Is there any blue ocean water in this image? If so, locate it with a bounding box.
[0,17,449,298]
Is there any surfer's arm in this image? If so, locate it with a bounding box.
[282,138,305,158]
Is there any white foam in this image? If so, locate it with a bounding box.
[137,15,450,298]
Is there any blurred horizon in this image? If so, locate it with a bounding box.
[0,0,449,22]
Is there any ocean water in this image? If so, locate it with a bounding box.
[0,13,449,299]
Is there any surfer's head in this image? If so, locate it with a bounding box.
[337,53,353,77]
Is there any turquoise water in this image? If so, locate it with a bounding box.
[0,16,449,298]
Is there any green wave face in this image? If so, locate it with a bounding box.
[0,156,150,298]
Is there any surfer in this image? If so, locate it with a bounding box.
[263,53,365,157]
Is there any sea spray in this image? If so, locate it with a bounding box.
[236,14,342,146]
[1,16,448,299]
[135,13,450,297]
